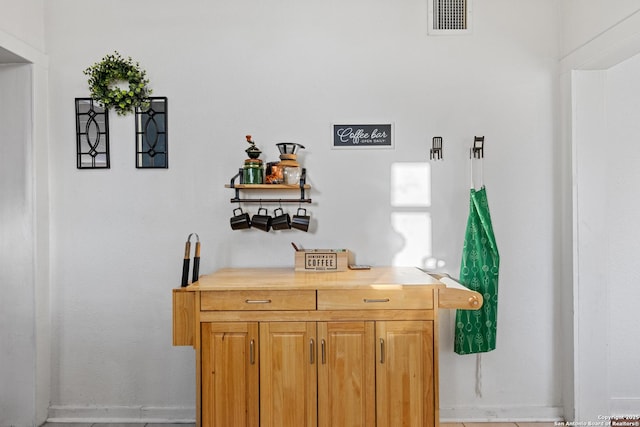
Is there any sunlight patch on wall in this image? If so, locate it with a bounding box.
[391,212,432,267]
[390,162,433,267]
[390,162,431,207]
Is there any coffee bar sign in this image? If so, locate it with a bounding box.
[332,123,393,149]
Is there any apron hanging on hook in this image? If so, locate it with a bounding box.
[458,135,499,397]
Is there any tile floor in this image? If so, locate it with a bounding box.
[41,424,195,427]
[40,424,194,427]
[444,424,557,427]
[41,422,557,427]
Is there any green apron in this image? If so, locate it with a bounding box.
[455,186,500,355]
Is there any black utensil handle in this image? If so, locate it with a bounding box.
[192,257,200,283]
[191,242,201,283]
[181,258,190,287]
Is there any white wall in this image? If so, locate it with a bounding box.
[0,0,45,52]
[0,2,49,425]
[571,69,610,421]
[560,0,640,58]
[571,54,640,422]
[0,63,35,427]
[41,0,561,422]
[605,53,640,417]
[560,2,640,72]
[0,1,630,423]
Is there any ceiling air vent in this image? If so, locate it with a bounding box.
[428,0,472,35]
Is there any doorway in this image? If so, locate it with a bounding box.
[0,45,38,426]
[571,53,640,420]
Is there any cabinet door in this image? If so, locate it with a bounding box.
[201,322,259,427]
[376,321,435,427]
[317,321,376,427]
[260,322,318,427]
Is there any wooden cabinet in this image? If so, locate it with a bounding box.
[173,267,482,427]
[318,320,434,427]
[259,321,317,427]
[200,322,258,427]
[317,321,375,427]
[376,321,434,427]
[200,321,318,427]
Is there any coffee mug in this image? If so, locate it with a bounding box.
[271,207,291,230]
[251,207,272,232]
[230,208,251,230]
[291,207,310,232]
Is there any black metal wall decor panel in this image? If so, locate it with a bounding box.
[76,98,110,169]
[135,97,168,168]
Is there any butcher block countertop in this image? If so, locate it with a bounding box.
[176,266,481,311]
[188,266,443,290]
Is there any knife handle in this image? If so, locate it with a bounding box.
[181,258,190,287]
[181,241,191,287]
[192,242,201,283]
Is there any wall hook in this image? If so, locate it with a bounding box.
[430,137,443,160]
[470,136,484,159]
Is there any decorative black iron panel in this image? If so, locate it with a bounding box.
[135,97,168,168]
[76,98,110,169]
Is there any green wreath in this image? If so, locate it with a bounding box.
[84,51,152,116]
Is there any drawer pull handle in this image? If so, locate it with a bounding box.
[245,299,272,304]
[364,298,390,303]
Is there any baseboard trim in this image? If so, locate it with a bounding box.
[47,405,196,423]
[48,404,564,424]
[440,405,565,422]
[610,398,640,416]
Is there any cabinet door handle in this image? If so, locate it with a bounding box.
[245,299,272,304]
[321,339,326,365]
[250,339,255,365]
[363,298,390,303]
[379,338,385,364]
[310,339,315,364]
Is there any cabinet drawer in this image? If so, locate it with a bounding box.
[317,288,433,310]
[200,290,316,311]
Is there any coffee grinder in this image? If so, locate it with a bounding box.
[242,135,263,184]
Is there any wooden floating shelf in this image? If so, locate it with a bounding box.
[225,184,311,190]
[227,168,312,203]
